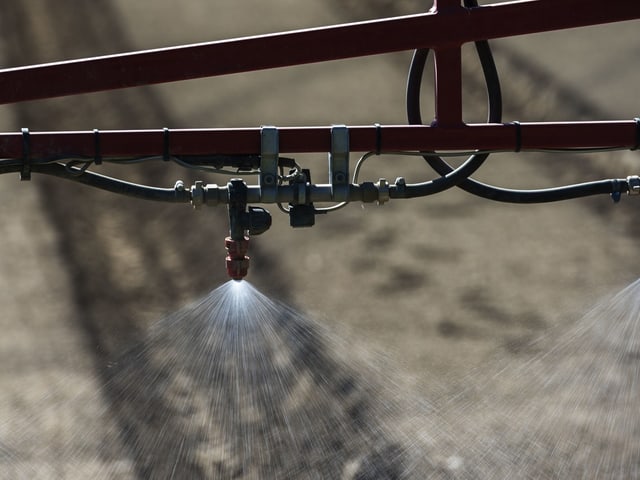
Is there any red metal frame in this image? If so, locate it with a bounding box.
[0,123,636,158]
[0,0,638,156]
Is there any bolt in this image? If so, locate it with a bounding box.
[334,171,347,183]
[262,173,276,185]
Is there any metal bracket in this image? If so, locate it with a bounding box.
[329,124,349,202]
[260,126,279,203]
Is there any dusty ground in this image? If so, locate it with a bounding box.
[0,1,639,478]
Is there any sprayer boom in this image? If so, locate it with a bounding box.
[0,0,638,279]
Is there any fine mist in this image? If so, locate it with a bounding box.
[95,280,433,479]
[3,279,640,479]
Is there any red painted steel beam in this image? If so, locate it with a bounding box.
[0,0,637,104]
[433,47,464,126]
[0,122,636,158]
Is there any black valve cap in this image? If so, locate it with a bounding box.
[246,206,272,236]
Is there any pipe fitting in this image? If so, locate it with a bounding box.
[190,180,205,208]
[376,178,390,205]
[189,181,223,207]
[627,175,640,195]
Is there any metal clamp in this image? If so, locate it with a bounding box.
[260,126,279,203]
[329,124,349,202]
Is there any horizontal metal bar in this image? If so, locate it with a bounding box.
[0,121,637,158]
[0,0,637,104]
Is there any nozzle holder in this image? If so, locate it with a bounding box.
[228,178,249,240]
[225,178,272,279]
[227,179,272,238]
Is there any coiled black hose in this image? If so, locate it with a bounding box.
[391,28,500,200]
[405,0,628,203]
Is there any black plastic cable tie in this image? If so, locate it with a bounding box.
[93,128,102,165]
[632,117,640,151]
[20,128,31,181]
[511,121,522,152]
[610,179,621,203]
[374,123,382,155]
[163,127,171,161]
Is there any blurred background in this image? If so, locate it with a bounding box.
[0,1,638,478]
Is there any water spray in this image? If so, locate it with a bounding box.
[0,0,637,281]
[2,3,639,477]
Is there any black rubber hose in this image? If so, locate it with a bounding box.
[0,162,191,203]
[405,0,624,203]
[0,160,629,205]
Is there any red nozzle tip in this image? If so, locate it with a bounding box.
[226,255,250,280]
[225,236,250,280]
